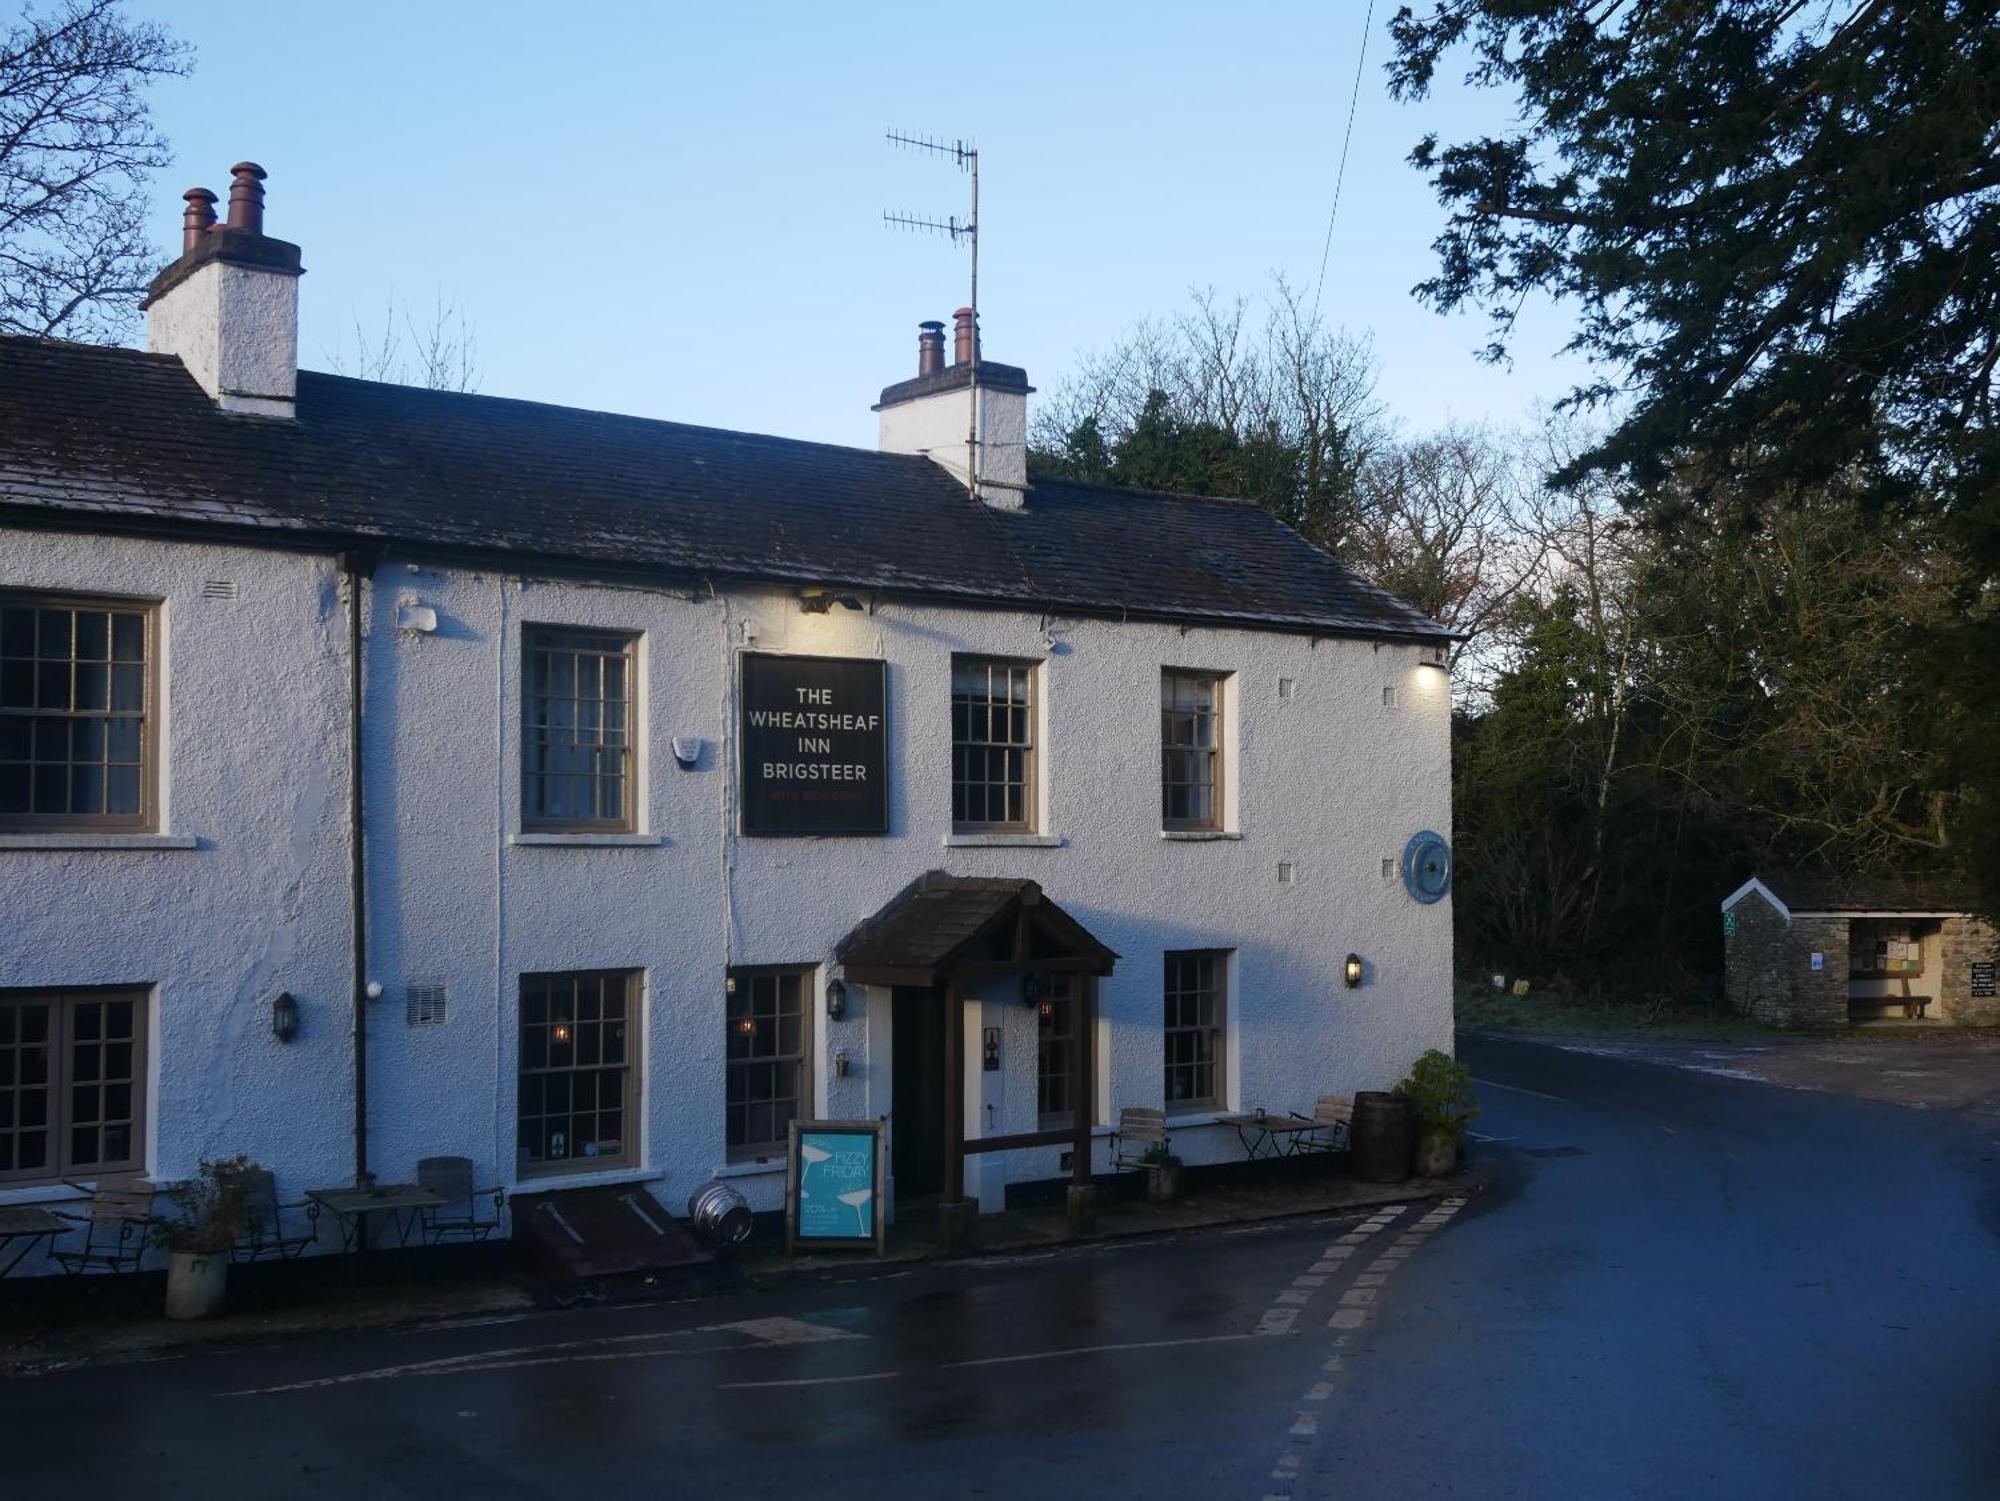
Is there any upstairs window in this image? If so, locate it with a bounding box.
[952,656,1036,832]
[1161,669,1224,831]
[0,595,154,832]
[523,626,636,831]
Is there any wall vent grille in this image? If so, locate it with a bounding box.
[1277,861,1297,886]
[201,579,239,600]
[406,983,447,1026]
[1382,685,1401,709]
[1277,677,1296,700]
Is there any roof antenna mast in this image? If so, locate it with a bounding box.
[884,131,980,500]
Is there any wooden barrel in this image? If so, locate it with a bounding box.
[1350,1090,1412,1183]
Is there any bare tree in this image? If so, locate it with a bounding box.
[0,0,189,342]
[1030,277,1383,545]
[1347,423,1546,691]
[324,291,480,393]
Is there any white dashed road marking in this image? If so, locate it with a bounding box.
[1256,1196,1468,1493]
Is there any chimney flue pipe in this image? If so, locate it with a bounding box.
[952,306,977,366]
[225,161,267,234]
[917,320,946,376]
[181,188,218,252]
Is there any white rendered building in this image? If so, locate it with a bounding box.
[0,165,1453,1269]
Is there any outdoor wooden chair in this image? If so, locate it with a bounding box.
[1301,1094,1355,1153]
[417,1156,506,1245]
[229,1166,315,1263]
[50,1180,156,1276]
[1110,1106,1170,1170]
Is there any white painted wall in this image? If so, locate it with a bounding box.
[876,380,1029,506]
[146,258,298,418]
[359,568,1451,1219]
[0,527,1451,1267]
[0,531,354,1254]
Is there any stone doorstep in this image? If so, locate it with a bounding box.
[0,1172,1476,1380]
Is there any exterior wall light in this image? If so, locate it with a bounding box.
[1021,971,1043,1009]
[271,991,300,1042]
[826,975,847,1021]
[1344,954,1365,989]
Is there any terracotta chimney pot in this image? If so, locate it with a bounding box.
[181,188,219,253]
[226,162,268,234]
[952,306,977,365]
[917,320,946,376]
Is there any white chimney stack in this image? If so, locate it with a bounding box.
[875,308,1032,509]
[141,162,302,420]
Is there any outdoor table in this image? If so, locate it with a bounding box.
[1218,1111,1324,1161]
[304,1184,447,1254]
[0,1205,68,1278]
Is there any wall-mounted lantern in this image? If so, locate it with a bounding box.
[1344,954,1365,989]
[826,975,847,1021]
[983,1028,1001,1071]
[1020,971,1043,1009]
[271,991,300,1042]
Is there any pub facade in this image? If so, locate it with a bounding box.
[0,165,1453,1262]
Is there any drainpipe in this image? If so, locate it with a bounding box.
[339,550,376,1188]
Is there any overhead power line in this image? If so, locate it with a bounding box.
[1311,0,1377,327]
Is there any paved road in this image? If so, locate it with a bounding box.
[2,1035,1994,1498]
[1303,1034,2000,1499]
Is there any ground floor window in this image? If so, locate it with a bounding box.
[0,988,146,1186]
[1036,975,1076,1127]
[517,970,636,1175]
[1164,951,1227,1112]
[727,967,812,1160]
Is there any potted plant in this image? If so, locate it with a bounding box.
[156,1155,258,1320]
[1141,1142,1184,1202]
[1394,1050,1479,1177]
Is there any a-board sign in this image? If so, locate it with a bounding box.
[785,1119,886,1255]
[739,653,888,837]
[1973,961,1996,999]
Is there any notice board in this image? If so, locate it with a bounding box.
[739,653,888,836]
[785,1119,886,1255]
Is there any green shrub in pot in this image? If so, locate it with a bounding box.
[1394,1050,1479,1177]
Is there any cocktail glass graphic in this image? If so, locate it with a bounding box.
[837,1188,872,1235]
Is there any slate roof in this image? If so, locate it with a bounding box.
[0,337,1448,641]
[1755,871,1979,914]
[835,871,1117,983]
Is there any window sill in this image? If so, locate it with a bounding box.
[509,832,665,848]
[713,1158,785,1179]
[0,1182,89,1207]
[0,832,196,851]
[943,833,1065,848]
[1163,1109,1233,1127]
[1160,830,1242,842]
[509,1165,660,1194]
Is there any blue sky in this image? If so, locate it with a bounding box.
[126,1,1589,449]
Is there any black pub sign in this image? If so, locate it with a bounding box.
[739,653,888,836]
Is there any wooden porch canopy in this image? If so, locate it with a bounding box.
[836,872,1118,1203]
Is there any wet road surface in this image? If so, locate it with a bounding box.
[3,1033,1994,1498]
[1301,1034,2000,1499]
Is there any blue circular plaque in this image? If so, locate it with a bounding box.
[1402,830,1452,904]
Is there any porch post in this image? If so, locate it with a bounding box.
[943,979,965,1204]
[1071,974,1094,1185]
